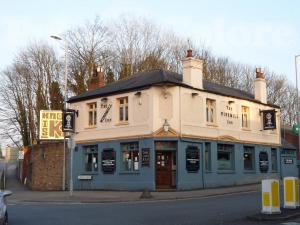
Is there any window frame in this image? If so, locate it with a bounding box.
[117,96,129,124]
[217,144,235,171]
[121,142,140,172]
[87,102,97,127]
[83,145,99,173]
[205,142,212,172]
[271,148,278,172]
[241,106,250,129]
[206,98,216,125]
[243,146,255,171]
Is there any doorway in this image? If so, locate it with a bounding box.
[155,141,177,189]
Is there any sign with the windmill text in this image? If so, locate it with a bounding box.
[39,110,63,140]
[262,110,276,130]
[100,100,112,123]
[62,110,75,132]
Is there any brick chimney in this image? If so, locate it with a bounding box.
[88,65,105,91]
[181,49,203,89]
[254,68,267,104]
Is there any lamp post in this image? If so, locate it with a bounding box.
[295,55,300,162]
[50,35,68,192]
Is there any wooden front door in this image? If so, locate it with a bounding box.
[156,151,173,189]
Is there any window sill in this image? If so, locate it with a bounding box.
[119,171,140,175]
[206,123,218,127]
[242,128,251,131]
[81,172,98,175]
[244,170,256,174]
[115,122,129,126]
[205,170,212,173]
[85,126,97,129]
[217,170,235,174]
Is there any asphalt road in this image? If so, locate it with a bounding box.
[7,191,284,225]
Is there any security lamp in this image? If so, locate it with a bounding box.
[134,91,142,96]
[191,92,199,97]
[101,97,108,102]
[135,92,142,105]
[228,100,235,105]
[163,119,170,133]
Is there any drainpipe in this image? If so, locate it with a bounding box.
[179,87,182,138]
[178,87,182,189]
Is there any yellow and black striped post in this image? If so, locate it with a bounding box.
[284,177,299,209]
[261,179,281,214]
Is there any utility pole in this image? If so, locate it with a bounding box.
[50,35,68,191]
[295,55,300,161]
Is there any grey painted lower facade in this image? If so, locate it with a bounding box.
[72,137,296,190]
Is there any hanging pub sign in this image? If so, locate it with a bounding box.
[141,148,150,167]
[259,152,269,173]
[186,146,200,172]
[62,110,76,133]
[102,149,116,174]
[261,110,276,130]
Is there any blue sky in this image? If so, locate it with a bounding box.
[1,0,300,82]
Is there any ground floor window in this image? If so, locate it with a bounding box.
[84,145,98,172]
[217,144,234,170]
[205,142,211,172]
[271,148,278,172]
[121,142,139,171]
[244,146,255,171]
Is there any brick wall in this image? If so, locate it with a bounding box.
[282,129,299,159]
[23,141,67,191]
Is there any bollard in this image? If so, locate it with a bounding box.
[261,179,281,214]
[284,177,299,209]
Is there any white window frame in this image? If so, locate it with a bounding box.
[206,99,216,124]
[242,106,250,129]
[118,96,129,124]
[87,102,97,127]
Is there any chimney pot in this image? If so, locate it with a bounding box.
[256,67,264,79]
[187,49,193,58]
[254,68,267,103]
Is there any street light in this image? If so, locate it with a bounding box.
[295,55,300,165]
[50,35,68,108]
[50,35,68,193]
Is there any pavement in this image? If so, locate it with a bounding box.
[5,171,260,204]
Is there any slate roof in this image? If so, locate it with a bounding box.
[68,69,279,108]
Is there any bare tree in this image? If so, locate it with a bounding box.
[0,42,63,146]
[64,16,109,94]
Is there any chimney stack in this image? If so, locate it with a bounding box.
[88,65,105,91]
[254,68,267,104]
[181,49,203,89]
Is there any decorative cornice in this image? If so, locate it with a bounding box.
[75,132,281,147]
[153,127,179,137]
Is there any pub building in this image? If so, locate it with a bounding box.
[68,50,284,190]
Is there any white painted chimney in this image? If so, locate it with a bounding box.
[254,68,267,104]
[181,49,203,89]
